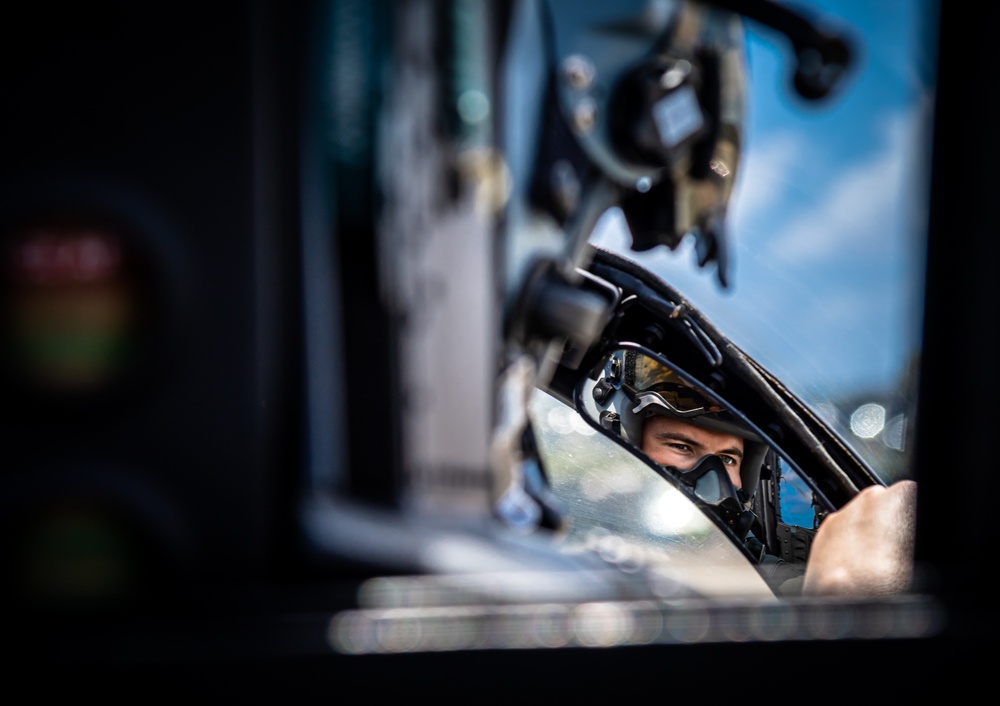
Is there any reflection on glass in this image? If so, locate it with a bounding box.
[530,388,777,601]
[578,348,774,539]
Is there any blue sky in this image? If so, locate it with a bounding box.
[592,0,939,413]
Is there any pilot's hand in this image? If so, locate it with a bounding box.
[802,479,917,597]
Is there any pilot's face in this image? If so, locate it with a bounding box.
[641,415,744,488]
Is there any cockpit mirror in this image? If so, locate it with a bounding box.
[573,346,779,542]
[532,344,829,596]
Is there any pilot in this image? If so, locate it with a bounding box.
[607,350,916,597]
[610,351,808,595]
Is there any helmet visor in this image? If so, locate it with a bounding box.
[630,382,725,419]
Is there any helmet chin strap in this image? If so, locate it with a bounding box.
[666,454,758,542]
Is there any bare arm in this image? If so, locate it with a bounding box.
[802,480,917,597]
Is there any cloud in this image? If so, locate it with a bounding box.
[734,106,925,267]
[588,93,929,399]
[729,132,804,225]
